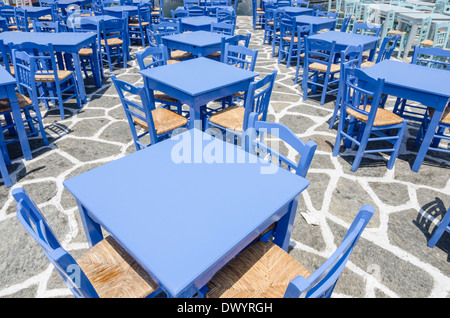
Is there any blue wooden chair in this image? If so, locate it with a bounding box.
[292,0,309,7]
[171,8,189,18]
[13,187,162,298]
[32,20,62,32]
[252,0,266,30]
[184,0,200,7]
[277,14,299,67]
[339,15,352,32]
[360,34,400,67]
[10,43,81,120]
[204,70,277,141]
[329,45,364,129]
[135,45,184,115]
[111,75,188,150]
[14,7,31,32]
[271,8,286,57]
[210,21,235,35]
[216,7,236,24]
[316,10,337,18]
[302,36,340,105]
[262,5,276,45]
[150,21,192,61]
[99,17,128,71]
[428,205,450,248]
[276,0,291,7]
[293,25,311,85]
[332,67,407,171]
[352,21,382,37]
[202,204,374,298]
[393,46,450,131]
[128,2,151,46]
[187,5,206,16]
[206,33,251,62]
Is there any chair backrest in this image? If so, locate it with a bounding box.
[135,44,167,70]
[276,0,291,7]
[244,77,317,178]
[210,21,235,35]
[398,2,416,9]
[111,74,160,148]
[431,22,450,48]
[152,20,181,36]
[341,66,385,129]
[186,5,205,16]
[376,34,400,63]
[411,45,450,70]
[39,0,55,6]
[284,205,374,297]
[340,15,351,32]
[311,4,322,15]
[14,7,30,32]
[292,0,309,7]
[223,43,258,72]
[12,187,99,298]
[433,0,446,13]
[316,10,337,19]
[171,8,189,18]
[136,2,151,23]
[304,36,337,74]
[216,8,236,24]
[32,20,61,32]
[279,13,296,39]
[381,10,395,38]
[184,0,200,7]
[99,17,127,44]
[417,16,432,43]
[352,21,382,37]
[218,33,251,62]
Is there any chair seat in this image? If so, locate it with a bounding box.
[101,38,123,46]
[206,240,311,298]
[35,70,73,82]
[282,36,298,42]
[361,61,375,67]
[206,51,221,58]
[309,62,340,73]
[38,15,53,21]
[429,107,450,125]
[170,50,192,60]
[77,236,159,298]
[154,91,179,104]
[0,92,33,113]
[167,59,180,64]
[133,107,187,135]
[209,106,246,132]
[129,21,150,26]
[387,30,407,35]
[267,21,274,26]
[347,105,404,126]
[78,48,93,56]
[420,39,434,46]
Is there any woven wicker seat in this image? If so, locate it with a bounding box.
[282,36,298,43]
[209,106,263,132]
[309,62,340,73]
[387,29,408,35]
[170,50,192,60]
[0,93,33,113]
[206,240,311,298]
[35,70,73,82]
[429,107,450,125]
[167,59,180,64]
[129,21,150,27]
[420,39,434,46]
[133,107,188,135]
[77,236,159,298]
[346,105,404,126]
[101,37,123,46]
[78,48,93,56]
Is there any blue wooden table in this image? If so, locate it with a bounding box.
[308,30,380,61]
[362,60,450,172]
[161,30,231,58]
[18,6,52,19]
[0,66,32,162]
[103,5,138,18]
[139,57,258,129]
[0,17,6,31]
[181,16,218,32]
[283,7,313,16]
[0,32,101,104]
[295,15,337,34]
[63,128,310,298]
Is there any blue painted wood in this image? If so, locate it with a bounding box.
[98,17,128,71]
[139,57,258,129]
[180,16,218,32]
[361,59,450,172]
[285,205,374,297]
[103,5,138,18]
[332,66,407,171]
[282,6,313,16]
[63,128,310,297]
[295,15,337,34]
[128,2,152,46]
[0,32,101,103]
[0,127,11,187]
[428,205,450,248]
[210,21,235,35]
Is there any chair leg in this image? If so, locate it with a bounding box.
[386,120,407,169]
[428,207,450,248]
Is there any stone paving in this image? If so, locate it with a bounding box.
[0,16,449,298]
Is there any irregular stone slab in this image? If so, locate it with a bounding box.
[368,182,410,207]
[16,153,74,183]
[279,114,316,135]
[22,181,57,206]
[55,138,122,162]
[70,118,111,138]
[99,121,133,144]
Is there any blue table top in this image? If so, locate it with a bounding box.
[362,60,450,98]
[0,31,96,50]
[295,15,337,24]
[308,30,380,47]
[181,16,218,26]
[283,7,313,14]
[0,65,16,86]
[103,5,138,12]
[162,30,230,48]
[63,129,310,297]
[139,57,258,97]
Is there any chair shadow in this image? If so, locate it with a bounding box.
[413,197,450,261]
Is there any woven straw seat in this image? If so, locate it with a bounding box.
[78,48,93,56]
[170,50,192,60]
[347,105,404,126]
[35,70,73,82]
[420,39,434,46]
[167,59,180,64]
[0,92,33,113]
[128,21,149,26]
[282,36,298,42]
[8,25,18,30]
[206,51,221,59]
[206,240,311,298]
[428,107,450,125]
[209,106,263,132]
[38,15,53,21]
[77,236,159,298]
[267,21,274,26]
[388,29,408,35]
[309,62,340,73]
[101,38,123,46]
[133,107,187,135]
[361,61,375,67]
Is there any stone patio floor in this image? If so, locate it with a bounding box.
[0,16,449,298]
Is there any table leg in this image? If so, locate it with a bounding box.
[6,84,32,160]
[76,200,103,248]
[403,23,418,59]
[90,40,103,87]
[412,105,445,172]
[71,53,88,104]
[272,195,300,251]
